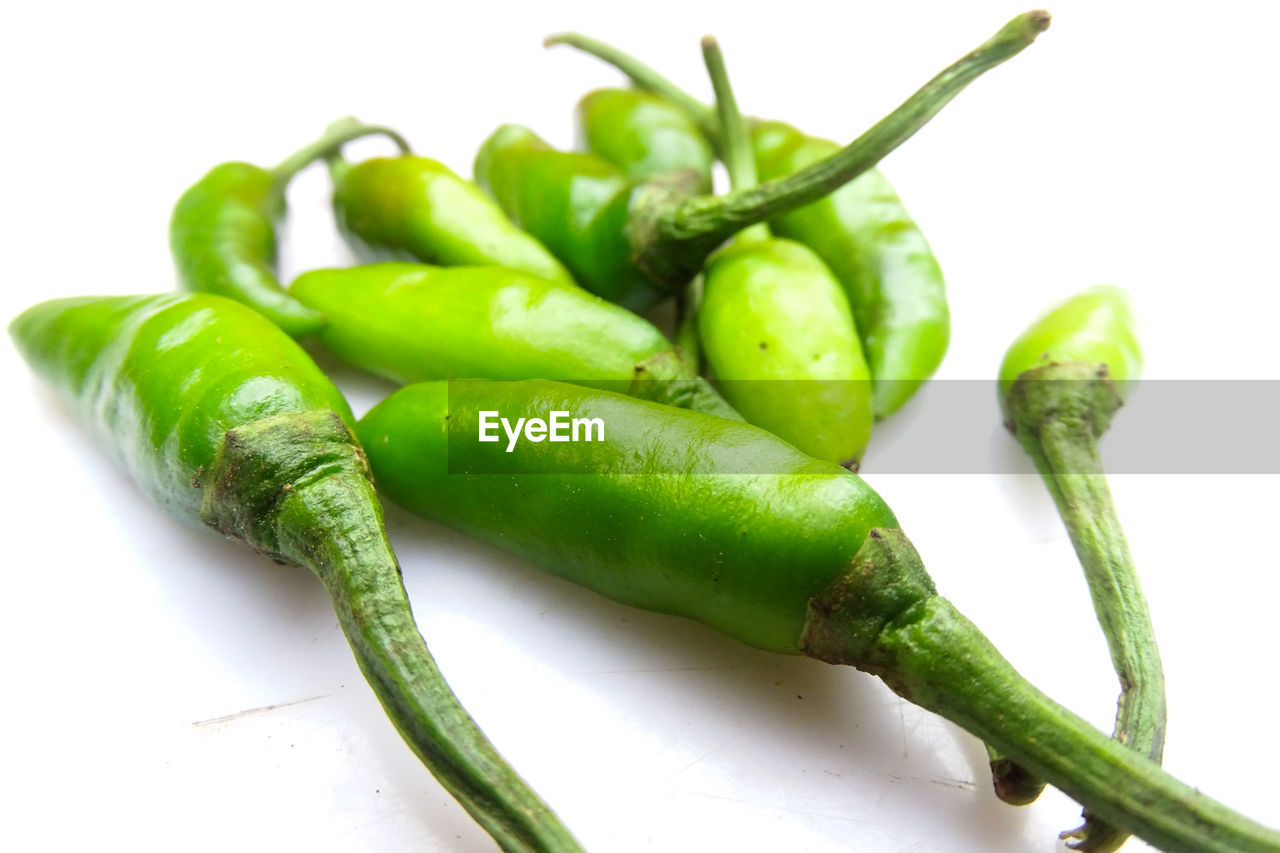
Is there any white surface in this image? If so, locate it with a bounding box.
[2,2,1278,851]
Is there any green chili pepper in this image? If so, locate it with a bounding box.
[548,43,949,421]
[9,294,582,853]
[478,13,1046,313]
[1000,286,1162,853]
[289,261,741,419]
[168,118,410,336]
[474,124,655,309]
[694,37,873,464]
[327,133,576,286]
[357,377,1280,853]
[575,87,715,192]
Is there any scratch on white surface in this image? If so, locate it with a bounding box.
[689,792,889,826]
[663,741,732,783]
[191,694,330,727]
[886,774,976,792]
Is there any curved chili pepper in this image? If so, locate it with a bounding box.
[168,118,410,336]
[9,294,582,853]
[547,46,948,422]
[477,12,1047,314]
[693,37,873,464]
[289,262,741,419]
[1000,286,1162,853]
[357,378,1280,853]
[327,134,576,286]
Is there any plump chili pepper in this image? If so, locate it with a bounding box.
[168,118,410,336]
[289,261,741,419]
[1000,286,1162,853]
[575,88,715,192]
[693,37,872,463]
[476,12,1046,314]
[547,41,949,421]
[326,130,576,286]
[9,294,582,853]
[357,377,1280,853]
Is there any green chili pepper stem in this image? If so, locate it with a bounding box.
[269,117,413,189]
[803,530,1279,853]
[202,410,583,853]
[700,35,769,243]
[547,32,719,142]
[629,10,1050,291]
[1007,362,1167,853]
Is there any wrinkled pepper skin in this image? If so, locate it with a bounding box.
[473,124,666,311]
[357,380,897,654]
[290,263,740,419]
[699,239,873,464]
[170,163,326,337]
[749,122,948,421]
[330,153,576,286]
[998,285,1142,417]
[9,294,585,853]
[575,88,715,192]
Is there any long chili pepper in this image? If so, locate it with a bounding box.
[168,118,410,336]
[546,32,951,421]
[289,261,741,420]
[691,37,873,463]
[10,294,583,853]
[358,378,1280,853]
[1000,286,1165,853]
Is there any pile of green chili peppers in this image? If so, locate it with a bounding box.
[10,10,1280,853]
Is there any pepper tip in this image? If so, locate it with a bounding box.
[1028,9,1052,35]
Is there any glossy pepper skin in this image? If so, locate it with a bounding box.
[329,151,576,285]
[170,163,326,337]
[473,124,662,311]
[360,380,896,654]
[752,123,948,420]
[575,88,715,192]
[289,262,740,419]
[1000,286,1161,853]
[699,237,872,463]
[357,378,1280,853]
[9,294,583,853]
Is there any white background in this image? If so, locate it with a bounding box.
[3,2,1278,851]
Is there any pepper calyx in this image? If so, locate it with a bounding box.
[1005,360,1124,446]
[800,528,937,669]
